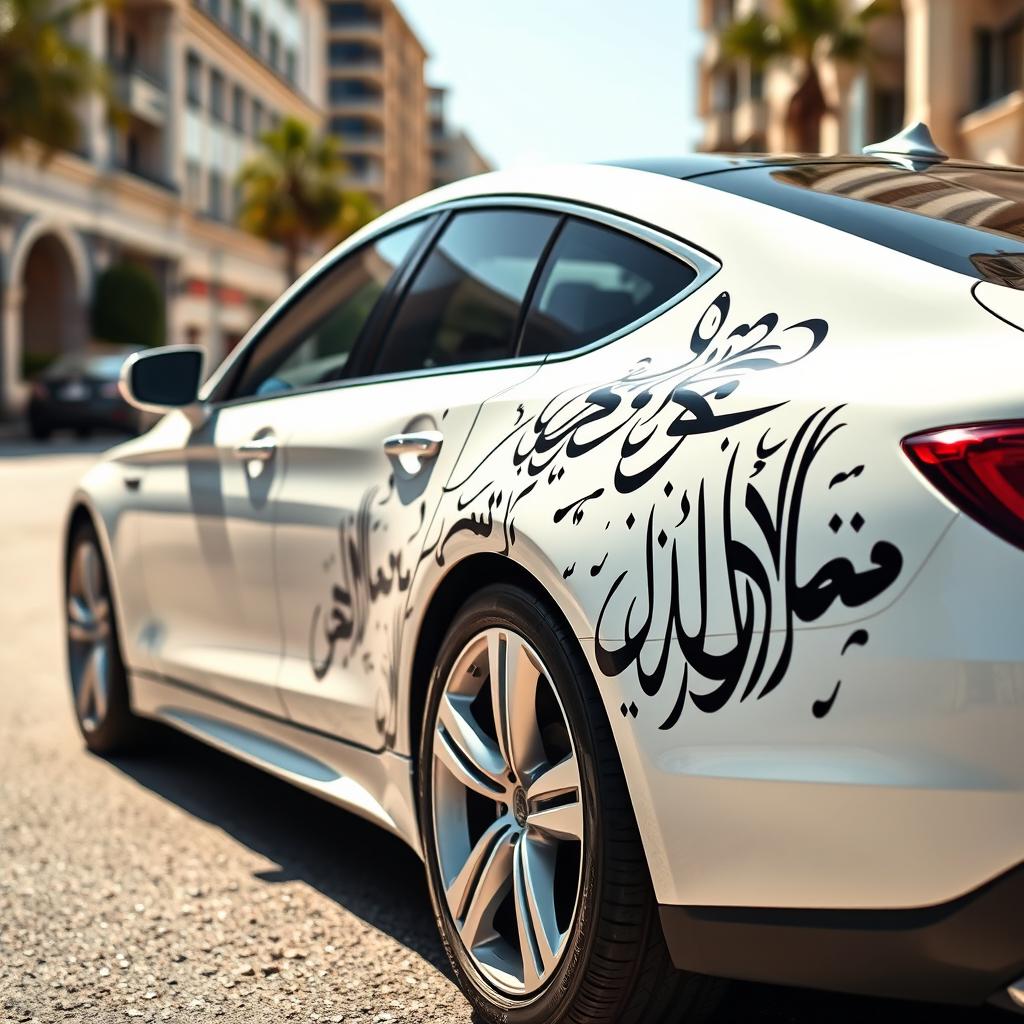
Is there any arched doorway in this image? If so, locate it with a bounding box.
[20,232,86,379]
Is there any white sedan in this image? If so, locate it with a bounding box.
[64,125,1024,1020]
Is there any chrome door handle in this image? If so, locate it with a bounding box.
[383,431,443,459]
[233,434,277,461]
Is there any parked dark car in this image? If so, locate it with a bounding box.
[27,348,143,440]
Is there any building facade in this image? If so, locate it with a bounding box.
[428,86,492,189]
[324,0,431,210]
[698,0,1024,164]
[0,0,324,418]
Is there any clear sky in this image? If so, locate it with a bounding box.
[400,0,703,170]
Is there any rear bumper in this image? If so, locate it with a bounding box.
[28,397,136,432]
[660,860,1024,1006]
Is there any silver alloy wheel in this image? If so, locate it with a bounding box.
[66,538,112,734]
[431,627,584,997]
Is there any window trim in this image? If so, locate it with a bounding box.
[199,196,720,410]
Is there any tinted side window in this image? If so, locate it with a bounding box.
[231,221,425,399]
[372,209,559,375]
[519,219,697,357]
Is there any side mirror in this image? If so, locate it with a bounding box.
[120,346,206,414]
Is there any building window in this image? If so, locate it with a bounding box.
[750,66,764,101]
[328,40,379,66]
[871,85,905,141]
[252,98,264,139]
[186,160,202,207]
[207,0,222,21]
[232,83,246,133]
[329,77,379,102]
[330,115,375,138]
[268,30,279,71]
[186,50,202,108]
[250,11,263,56]
[976,18,1024,108]
[229,0,243,35]
[210,68,225,122]
[284,48,296,83]
[327,2,376,27]
[208,168,224,220]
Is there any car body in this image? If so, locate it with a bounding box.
[64,141,1024,1017]
[28,348,143,439]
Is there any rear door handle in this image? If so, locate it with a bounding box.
[233,433,278,462]
[382,431,443,459]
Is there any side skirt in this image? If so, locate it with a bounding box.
[660,861,1024,1006]
[130,671,423,857]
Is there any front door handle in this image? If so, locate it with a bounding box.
[383,431,443,459]
[234,434,278,462]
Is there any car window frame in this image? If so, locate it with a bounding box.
[355,205,566,380]
[199,196,720,410]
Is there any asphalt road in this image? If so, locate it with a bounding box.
[0,436,1006,1024]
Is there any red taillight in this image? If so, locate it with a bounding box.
[902,422,1024,550]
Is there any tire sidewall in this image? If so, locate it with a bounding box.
[418,584,607,1024]
[66,520,134,754]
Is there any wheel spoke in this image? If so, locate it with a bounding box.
[527,753,581,804]
[528,790,585,839]
[435,693,507,798]
[445,817,511,920]
[67,596,96,642]
[513,835,560,988]
[488,630,545,781]
[75,645,99,719]
[77,543,104,615]
[459,828,515,950]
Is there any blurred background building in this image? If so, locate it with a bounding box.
[428,86,492,189]
[699,0,1024,164]
[0,0,492,420]
[0,0,325,417]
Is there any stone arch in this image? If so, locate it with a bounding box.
[2,218,92,414]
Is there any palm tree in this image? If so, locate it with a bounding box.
[236,117,377,283]
[0,0,109,159]
[720,0,896,154]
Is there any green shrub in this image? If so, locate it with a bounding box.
[90,262,165,349]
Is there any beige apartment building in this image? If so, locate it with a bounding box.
[428,86,492,189]
[699,0,1024,165]
[0,0,325,417]
[324,0,431,209]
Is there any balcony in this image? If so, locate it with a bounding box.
[961,90,1024,166]
[326,17,382,40]
[329,93,384,113]
[115,66,167,127]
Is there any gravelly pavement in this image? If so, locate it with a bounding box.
[0,438,1007,1024]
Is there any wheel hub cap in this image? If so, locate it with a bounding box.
[431,627,584,997]
[512,787,528,827]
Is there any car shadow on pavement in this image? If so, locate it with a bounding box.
[107,726,456,982]
[107,727,1007,1024]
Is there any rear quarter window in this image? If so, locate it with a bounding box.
[519,219,697,357]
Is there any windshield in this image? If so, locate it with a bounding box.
[695,162,1024,289]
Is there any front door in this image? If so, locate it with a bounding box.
[272,206,563,750]
[135,401,287,714]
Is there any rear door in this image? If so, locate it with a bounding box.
[271,207,562,750]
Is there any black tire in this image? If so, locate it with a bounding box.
[418,583,723,1024]
[65,519,143,755]
[28,419,51,441]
